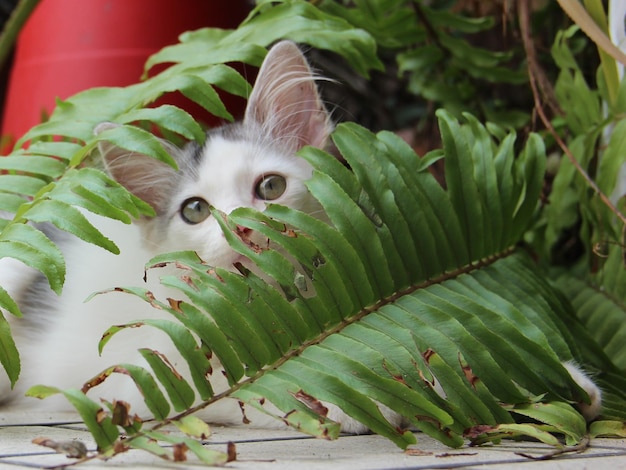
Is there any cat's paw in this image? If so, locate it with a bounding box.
[563,361,602,421]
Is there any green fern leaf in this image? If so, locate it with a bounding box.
[26,386,119,452]
[138,348,196,412]
[0,223,65,293]
[0,309,20,386]
[87,115,623,453]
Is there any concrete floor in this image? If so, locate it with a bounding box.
[1,410,625,469]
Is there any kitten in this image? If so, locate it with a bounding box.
[0,41,602,432]
[0,41,332,427]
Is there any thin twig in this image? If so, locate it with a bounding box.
[517,0,562,117]
[518,0,626,227]
[516,435,591,460]
[412,1,449,58]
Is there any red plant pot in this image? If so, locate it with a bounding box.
[1,0,249,150]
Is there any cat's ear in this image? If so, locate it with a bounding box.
[245,41,332,152]
[94,122,178,215]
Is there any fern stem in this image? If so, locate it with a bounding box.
[0,0,40,74]
[130,247,518,448]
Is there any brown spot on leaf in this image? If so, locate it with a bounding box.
[204,347,213,362]
[234,262,250,277]
[236,225,264,254]
[167,298,183,313]
[95,408,109,425]
[458,354,479,389]
[414,415,442,428]
[208,268,225,282]
[238,401,251,424]
[464,424,497,439]
[145,291,162,310]
[181,275,198,289]
[382,360,407,385]
[174,261,194,271]
[291,390,329,417]
[148,349,185,380]
[112,365,132,376]
[81,368,114,393]
[113,440,130,454]
[111,400,132,427]
[416,368,435,388]
[173,442,188,462]
[422,348,436,363]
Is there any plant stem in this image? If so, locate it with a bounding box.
[519,0,626,227]
[0,0,40,73]
[516,435,591,460]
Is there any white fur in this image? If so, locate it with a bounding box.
[563,361,603,421]
[5,213,275,426]
[1,140,322,426]
[158,136,319,266]
[0,42,331,428]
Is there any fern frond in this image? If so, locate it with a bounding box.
[37,114,626,457]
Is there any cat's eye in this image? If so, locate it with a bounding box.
[255,174,286,200]
[180,197,211,224]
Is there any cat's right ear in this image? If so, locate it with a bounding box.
[245,41,333,153]
[94,122,178,215]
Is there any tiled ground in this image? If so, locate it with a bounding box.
[0,410,625,469]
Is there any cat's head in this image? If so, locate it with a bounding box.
[96,41,333,268]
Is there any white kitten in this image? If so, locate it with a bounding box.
[0,41,602,432]
[0,41,332,427]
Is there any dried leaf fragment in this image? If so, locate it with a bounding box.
[173,442,188,462]
[95,408,109,424]
[436,452,478,458]
[111,400,132,427]
[405,448,433,456]
[227,441,237,462]
[32,437,88,459]
[464,424,497,439]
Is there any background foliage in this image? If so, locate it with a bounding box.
[0,0,625,465]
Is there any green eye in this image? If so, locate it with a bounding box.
[255,174,286,200]
[180,197,210,224]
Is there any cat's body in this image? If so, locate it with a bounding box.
[0,41,602,430]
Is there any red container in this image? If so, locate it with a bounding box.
[1,0,249,148]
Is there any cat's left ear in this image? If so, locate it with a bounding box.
[94,122,178,215]
[245,41,333,152]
